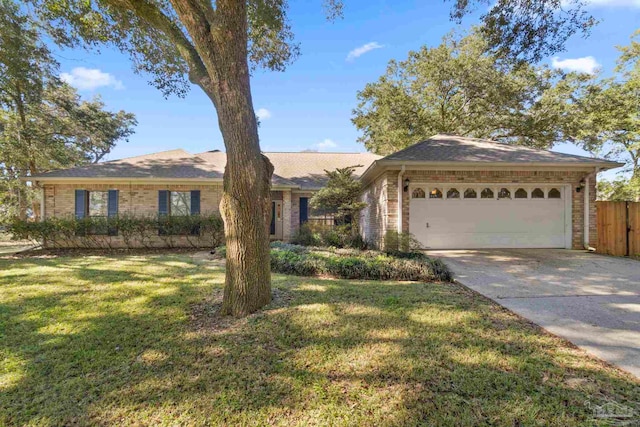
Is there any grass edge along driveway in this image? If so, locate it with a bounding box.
[1,253,638,426]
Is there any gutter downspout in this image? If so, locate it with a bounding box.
[397,165,406,234]
[584,167,601,250]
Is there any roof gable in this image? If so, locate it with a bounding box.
[382,134,618,165]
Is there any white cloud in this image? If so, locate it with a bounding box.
[256,108,271,121]
[551,56,600,74]
[60,67,124,90]
[316,139,338,151]
[583,0,640,7]
[346,42,384,61]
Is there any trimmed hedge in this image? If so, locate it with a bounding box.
[269,242,453,282]
[7,214,224,249]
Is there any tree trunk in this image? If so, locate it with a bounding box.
[207,0,273,316]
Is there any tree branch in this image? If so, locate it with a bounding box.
[105,0,210,85]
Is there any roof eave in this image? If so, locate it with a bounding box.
[359,159,625,185]
[22,176,301,189]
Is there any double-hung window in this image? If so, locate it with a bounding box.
[158,190,201,235]
[75,189,119,235]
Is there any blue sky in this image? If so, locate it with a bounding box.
[51,0,640,178]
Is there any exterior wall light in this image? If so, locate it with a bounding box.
[404,178,410,192]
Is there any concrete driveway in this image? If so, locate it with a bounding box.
[427,249,640,378]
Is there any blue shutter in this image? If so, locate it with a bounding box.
[299,197,308,225]
[158,190,169,216]
[158,190,169,235]
[190,191,201,215]
[107,190,119,236]
[108,190,119,217]
[75,190,86,219]
[190,190,201,235]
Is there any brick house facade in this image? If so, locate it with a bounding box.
[30,135,620,250]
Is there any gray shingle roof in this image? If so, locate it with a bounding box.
[195,151,381,189]
[31,149,382,190]
[382,134,621,165]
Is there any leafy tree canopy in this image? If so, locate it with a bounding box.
[0,0,136,220]
[310,166,367,224]
[566,30,640,186]
[352,30,586,155]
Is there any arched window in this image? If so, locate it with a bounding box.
[481,188,494,199]
[412,188,426,199]
[464,188,477,199]
[498,188,511,199]
[447,188,460,199]
[514,188,528,199]
[532,188,545,199]
[548,188,561,199]
[429,188,443,199]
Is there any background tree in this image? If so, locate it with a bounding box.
[569,31,640,201]
[26,0,594,316]
[310,166,367,232]
[0,0,136,221]
[352,31,585,155]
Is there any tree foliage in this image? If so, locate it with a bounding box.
[566,31,640,201]
[310,166,366,227]
[0,0,136,221]
[352,31,585,155]
[450,0,596,62]
[597,177,640,202]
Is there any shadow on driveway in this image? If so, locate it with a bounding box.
[428,249,640,378]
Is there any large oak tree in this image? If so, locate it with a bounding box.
[352,31,588,155]
[25,0,595,315]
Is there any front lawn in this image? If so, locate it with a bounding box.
[0,253,638,426]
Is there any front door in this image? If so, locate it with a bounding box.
[270,200,283,240]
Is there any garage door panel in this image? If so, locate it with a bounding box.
[409,186,567,249]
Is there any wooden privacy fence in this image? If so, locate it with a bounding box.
[596,201,640,257]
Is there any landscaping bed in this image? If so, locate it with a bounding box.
[268,242,453,282]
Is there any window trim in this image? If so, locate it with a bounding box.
[408,184,565,201]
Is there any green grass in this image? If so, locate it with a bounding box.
[0,253,638,426]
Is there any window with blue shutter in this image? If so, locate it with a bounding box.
[190,190,201,235]
[75,190,87,236]
[299,197,308,225]
[158,190,169,235]
[107,190,119,236]
[158,190,169,216]
[75,190,86,219]
[190,191,200,215]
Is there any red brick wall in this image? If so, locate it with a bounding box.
[363,169,596,250]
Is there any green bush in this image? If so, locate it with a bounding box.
[270,246,453,282]
[291,223,322,246]
[6,213,225,249]
[383,231,422,254]
[292,223,368,249]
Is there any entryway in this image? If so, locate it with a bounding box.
[270,200,283,240]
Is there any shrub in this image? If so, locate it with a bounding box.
[292,223,368,249]
[384,231,422,254]
[290,223,321,246]
[270,246,453,282]
[6,213,225,249]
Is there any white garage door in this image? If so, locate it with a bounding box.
[409,185,571,249]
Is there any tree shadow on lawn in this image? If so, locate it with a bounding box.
[0,255,638,426]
